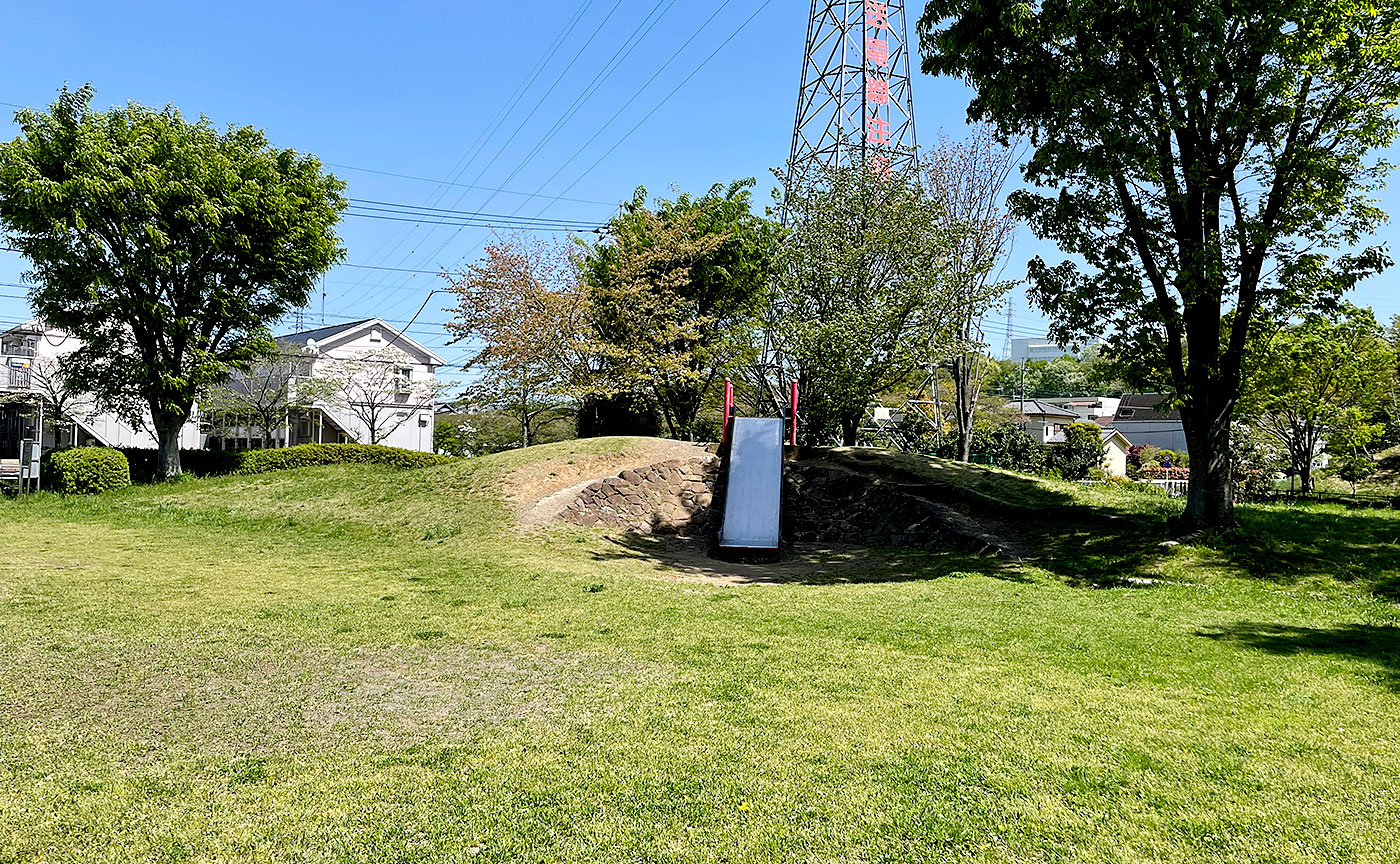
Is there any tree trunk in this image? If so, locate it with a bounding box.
[952,356,976,462]
[840,414,859,447]
[152,408,186,478]
[1180,393,1235,530]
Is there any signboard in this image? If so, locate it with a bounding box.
[865,1,892,178]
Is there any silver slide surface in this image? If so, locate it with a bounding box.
[719,417,785,550]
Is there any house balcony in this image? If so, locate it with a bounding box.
[0,353,34,393]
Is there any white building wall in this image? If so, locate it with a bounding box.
[290,323,440,453]
[24,329,203,449]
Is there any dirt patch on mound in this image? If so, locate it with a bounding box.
[510,438,714,526]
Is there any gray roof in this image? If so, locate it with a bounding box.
[1115,393,1180,422]
[276,319,375,346]
[1006,399,1080,419]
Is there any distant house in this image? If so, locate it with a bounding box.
[0,315,444,466]
[1048,425,1134,477]
[253,318,445,453]
[1112,393,1187,452]
[1004,399,1082,444]
[1043,396,1121,423]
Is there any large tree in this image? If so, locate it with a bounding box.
[771,162,960,445]
[0,86,345,476]
[581,180,781,440]
[1243,305,1395,493]
[921,0,1400,529]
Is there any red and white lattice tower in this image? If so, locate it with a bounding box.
[788,0,918,182]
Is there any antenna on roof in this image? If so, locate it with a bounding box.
[320,275,327,326]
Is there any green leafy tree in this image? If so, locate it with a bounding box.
[581,180,781,440]
[0,86,345,476]
[921,0,1400,529]
[1243,305,1395,493]
[1329,448,1378,495]
[770,162,960,445]
[1053,422,1106,481]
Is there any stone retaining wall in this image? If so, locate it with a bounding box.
[556,455,1008,556]
[557,457,720,536]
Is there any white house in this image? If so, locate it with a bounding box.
[0,316,444,464]
[0,320,203,454]
[265,318,445,453]
[1004,398,1082,444]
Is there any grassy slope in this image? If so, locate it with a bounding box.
[1,438,1398,863]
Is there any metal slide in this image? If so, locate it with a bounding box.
[718,417,785,551]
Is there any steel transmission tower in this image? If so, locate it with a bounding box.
[788,0,918,180]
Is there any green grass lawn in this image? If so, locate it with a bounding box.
[2,439,1399,863]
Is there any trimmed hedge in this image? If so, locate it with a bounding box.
[119,443,452,482]
[43,447,132,495]
[228,444,452,475]
[119,448,242,482]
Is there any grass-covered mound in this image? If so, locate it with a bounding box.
[1,437,1397,862]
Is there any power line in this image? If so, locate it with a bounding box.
[332,0,621,310]
[336,1,599,279]
[346,198,603,226]
[435,0,758,277]
[536,0,779,209]
[465,1,774,278]
[458,0,679,223]
[326,163,615,207]
[345,210,602,232]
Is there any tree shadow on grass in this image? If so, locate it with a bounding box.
[588,533,1028,586]
[1197,622,1400,692]
[1210,506,1400,600]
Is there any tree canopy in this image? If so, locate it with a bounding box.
[445,235,589,448]
[1242,304,1396,492]
[920,0,1400,528]
[0,85,346,475]
[580,180,781,440]
[771,162,960,445]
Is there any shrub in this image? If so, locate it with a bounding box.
[120,448,242,483]
[229,443,452,475]
[43,447,131,495]
[116,443,453,482]
[1050,422,1105,481]
[938,422,1050,473]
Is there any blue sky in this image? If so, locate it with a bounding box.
[1,1,1396,370]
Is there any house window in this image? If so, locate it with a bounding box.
[370,328,383,342]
